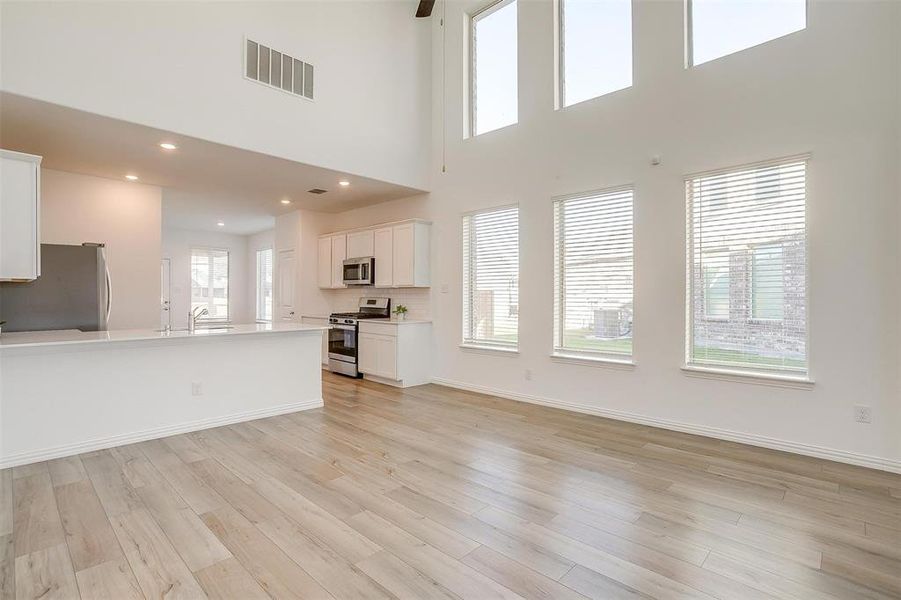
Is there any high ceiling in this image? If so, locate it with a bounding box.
[0,93,425,235]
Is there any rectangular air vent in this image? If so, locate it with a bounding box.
[245,39,314,100]
[308,189,328,195]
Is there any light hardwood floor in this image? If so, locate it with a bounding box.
[3,372,900,599]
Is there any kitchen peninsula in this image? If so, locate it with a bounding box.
[0,323,325,468]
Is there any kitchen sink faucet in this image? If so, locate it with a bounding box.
[188,306,209,332]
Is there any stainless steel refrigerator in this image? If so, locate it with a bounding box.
[0,243,111,332]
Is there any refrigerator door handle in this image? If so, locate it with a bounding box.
[102,248,112,326]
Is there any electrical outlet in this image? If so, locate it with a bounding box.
[854,405,872,423]
[440,283,449,294]
[192,381,203,396]
[524,369,532,381]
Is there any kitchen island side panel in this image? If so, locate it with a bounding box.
[0,331,322,467]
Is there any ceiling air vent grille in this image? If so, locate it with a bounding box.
[308,189,328,195]
[245,39,314,100]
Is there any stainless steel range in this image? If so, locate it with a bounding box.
[328,297,391,377]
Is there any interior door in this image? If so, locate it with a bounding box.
[160,258,171,329]
[278,249,297,320]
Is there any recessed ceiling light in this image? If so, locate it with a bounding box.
[217,222,225,227]
[125,174,139,181]
[159,142,177,150]
[338,180,350,187]
[280,199,292,205]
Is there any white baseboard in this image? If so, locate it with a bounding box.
[0,398,323,469]
[431,377,901,475]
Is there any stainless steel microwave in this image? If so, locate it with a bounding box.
[342,257,375,285]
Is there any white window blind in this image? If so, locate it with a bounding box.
[686,157,807,375]
[256,248,273,322]
[191,248,229,321]
[471,0,518,136]
[463,206,519,348]
[558,0,632,108]
[554,188,633,358]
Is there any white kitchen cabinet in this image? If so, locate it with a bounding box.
[277,248,297,320]
[358,321,431,387]
[346,230,374,259]
[317,237,331,288]
[392,222,430,287]
[373,227,393,287]
[301,316,329,365]
[0,149,41,281]
[331,234,346,288]
[318,234,347,289]
[318,220,429,289]
[358,332,397,380]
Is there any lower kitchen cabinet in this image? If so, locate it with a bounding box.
[358,332,397,379]
[358,321,431,387]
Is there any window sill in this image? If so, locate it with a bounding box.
[550,353,635,370]
[681,365,813,389]
[459,343,519,356]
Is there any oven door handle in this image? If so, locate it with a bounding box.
[330,324,356,331]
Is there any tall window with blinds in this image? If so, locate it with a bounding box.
[190,248,229,321]
[462,206,520,349]
[554,188,634,359]
[686,157,807,375]
[256,248,273,322]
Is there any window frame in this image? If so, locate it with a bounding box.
[684,155,810,379]
[190,246,230,323]
[552,185,635,363]
[555,0,634,109]
[684,0,808,68]
[461,203,521,352]
[255,247,273,323]
[469,0,518,138]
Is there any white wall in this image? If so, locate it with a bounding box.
[314,0,901,469]
[41,169,161,329]
[0,1,431,190]
[161,228,250,327]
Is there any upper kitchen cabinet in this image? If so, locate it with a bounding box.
[330,234,347,288]
[318,220,430,289]
[317,236,332,288]
[391,221,430,287]
[373,227,393,287]
[346,230,374,259]
[318,233,347,289]
[0,150,42,281]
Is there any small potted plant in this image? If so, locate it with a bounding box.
[393,305,408,321]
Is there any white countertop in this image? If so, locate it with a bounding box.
[372,318,432,325]
[0,322,325,349]
[301,314,431,325]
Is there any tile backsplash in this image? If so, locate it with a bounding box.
[326,287,432,320]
